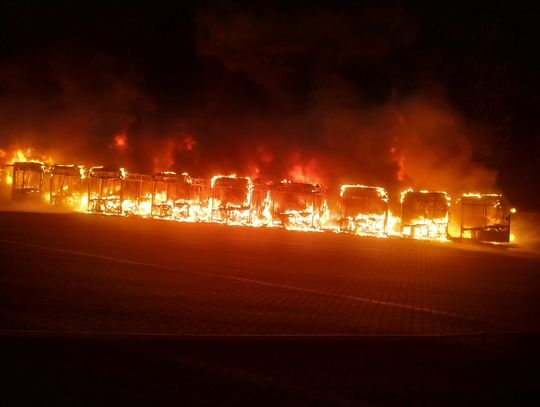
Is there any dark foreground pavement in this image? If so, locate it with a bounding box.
[3,333,540,406]
[1,212,540,405]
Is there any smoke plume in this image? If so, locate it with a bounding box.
[0,2,498,199]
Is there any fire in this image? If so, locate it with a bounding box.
[339,185,389,237]
[49,164,88,211]
[1,148,517,245]
[8,148,54,165]
[113,133,128,150]
[0,148,56,188]
[287,158,322,185]
[4,171,13,186]
[210,175,253,225]
[269,180,327,232]
[120,173,153,217]
[458,192,513,242]
[400,189,451,241]
[390,145,406,181]
[387,212,401,236]
[87,166,124,215]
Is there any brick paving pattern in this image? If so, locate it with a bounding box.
[1,212,539,336]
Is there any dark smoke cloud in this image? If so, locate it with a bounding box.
[192,2,496,197]
[1,1,532,208]
[196,3,417,103]
[0,49,147,165]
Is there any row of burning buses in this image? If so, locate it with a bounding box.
[0,161,515,242]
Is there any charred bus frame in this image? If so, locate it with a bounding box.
[188,177,212,220]
[459,193,512,242]
[87,167,124,215]
[251,180,274,226]
[49,164,86,209]
[121,173,153,216]
[210,176,253,223]
[151,172,192,218]
[269,181,327,229]
[339,185,388,236]
[11,161,45,202]
[401,190,450,240]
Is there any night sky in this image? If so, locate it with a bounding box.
[0,1,539,209]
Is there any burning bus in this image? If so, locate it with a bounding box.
[401,190,450,240]
[0,145,520,244]
[269,181,327,229]
[11,161,45,202]
[339,185,388,237]
[121,173,153,216]
[210,175,253,224]
[87,167,124,215]
[251,179,274,226]
[189,177,212,221]
[459,193,513,242]
[49,164,86,210]
[151,172,192,219]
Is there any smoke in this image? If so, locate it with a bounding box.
[510,212,540,252]
[193,3,497,197]
[0,49,146,166]
[0,2,498,199]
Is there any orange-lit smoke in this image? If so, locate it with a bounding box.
[288,158,323,185]
[113,133,128,151]
[0,5,498,199]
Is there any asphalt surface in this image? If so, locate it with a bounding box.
[1,211,540,405]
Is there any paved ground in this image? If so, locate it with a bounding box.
[1,211,539,336]
[1,211,539,405]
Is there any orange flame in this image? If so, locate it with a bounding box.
[0,146,517,245]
